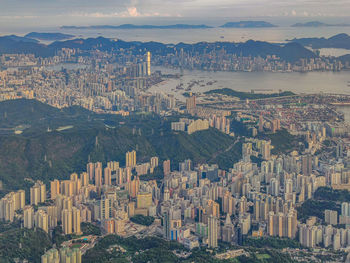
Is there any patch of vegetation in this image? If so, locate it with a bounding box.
[243,237,302,249]
[130,215,155,226]
[314,187,350,203]
[230,120,251,137]
[210,139,242,170]
[205,88,295,100]
[259,129,304,154]
[0,219,21,233]
[237,249,295,263]
[0,228,51,263]
[296,199,340,223]
[81,222,101,236]
[83,235,185,263]
[140,166,164,181]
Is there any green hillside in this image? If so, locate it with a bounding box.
[0,227,52,263]
[0,100,241,196]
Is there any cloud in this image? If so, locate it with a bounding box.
[67,6,171,19]
[127,7,140,17]
[1,0,350,22]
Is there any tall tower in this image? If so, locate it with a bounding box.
[104,167,112,186]
[147,51,151,76]
[208,215,218,248]
[163,210,171,240]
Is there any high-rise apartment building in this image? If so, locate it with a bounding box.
[35,209,49,233]
[104,167,112,186]
[50,179,60,199]
[186,95,196,112]
[62,209,73,235]
[137,192,152,209]
[302,155,313,176]
[163,160,171,176]
[23,205,34,229]
[94,162,103,187]
[208,215,218,248]
[30,181,46,205]
[126,150,137,168]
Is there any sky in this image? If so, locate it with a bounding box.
[1,0,350,28]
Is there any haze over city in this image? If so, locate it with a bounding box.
[1,0,350,29]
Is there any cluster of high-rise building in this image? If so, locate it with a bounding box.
[0,51,180,116]
[41,247,82,263]
[1,110,350,260]
[2,44,350,260]
[153,48,348,72]
[171,118,210,134]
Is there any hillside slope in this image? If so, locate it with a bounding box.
[0,100,241,195]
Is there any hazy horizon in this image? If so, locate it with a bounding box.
[1,0,350,31]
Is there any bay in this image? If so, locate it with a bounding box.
[150,66,350,101]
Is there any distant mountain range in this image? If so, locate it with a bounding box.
[61,24,212,30]
[61,21,280,30]
[220,21,277,28]
[0,34,319,62]
[292,21,350,27]
[25,32,74,41]
[0,35,52,56]
[289,33,350,50]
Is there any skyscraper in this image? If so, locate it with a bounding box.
[126,150,137,168]
[62,209,73,235]
[222,214,235,243]
[30,181,46,205]
[259,115,264,132]
[73,207,82,235]
[261,141,271,160]
[163,160,171,176]
[50,179,60,200]
[104,167,112,186]
[23,205,34,229]
[94,162,103,187]
[186,95,196,112]
[163,210,171,240]
[87,162,95,181]
[302,155,313,176]
[208,215,218,248]
[147,51,151,76]
[35,209,49,233]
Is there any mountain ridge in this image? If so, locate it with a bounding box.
[289,33,350,50]
[220,21,277,28]
[61,24,212,30]
[25,32,75,41]
[292,21,350,27]
[0,35,318,62]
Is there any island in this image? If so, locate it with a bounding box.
[289,33,350,49]
[220,21,277,28]
[25,32,74,41]
[292,21,350,27]
[61,24,212,30]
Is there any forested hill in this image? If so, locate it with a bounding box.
[0,99,241,196]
